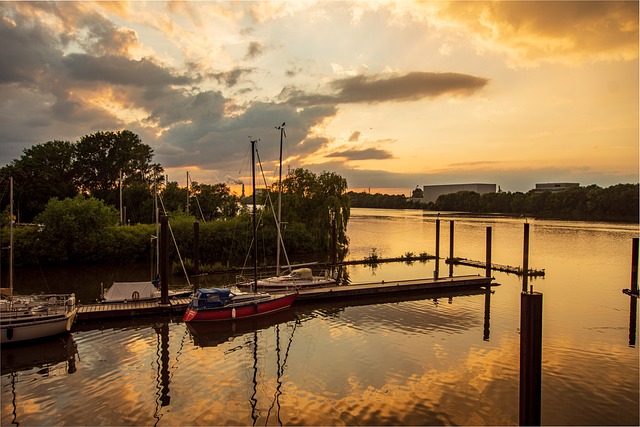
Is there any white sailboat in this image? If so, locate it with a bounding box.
[237,124,336,292]
[1,177,78,345]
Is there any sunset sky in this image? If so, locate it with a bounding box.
[1,1,638,195]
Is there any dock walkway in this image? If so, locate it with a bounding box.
[77,297,190,322]
[76,274,492,322]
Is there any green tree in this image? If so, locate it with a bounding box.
[190,182,240,221]
[35,195,119,262]
[277,168,350,257]
[74,130,162,205]
[0,141,77,222]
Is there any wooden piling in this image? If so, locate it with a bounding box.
[523,223,530,293]
[159,215,169,305]
[485,227,492,278]
[630,238,639,346]
[632,238,638,293]
[449,220,454,277]
[434,219,440,280]
[519,291,543,426]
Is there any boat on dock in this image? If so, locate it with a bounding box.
[183,138,297,323]
[237,267,335,292]
[0,177,78,345]
[99,280,191,303]
[183,288,297,322]
[1,293,78,344]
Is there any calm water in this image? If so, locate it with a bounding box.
[1,208,638,425]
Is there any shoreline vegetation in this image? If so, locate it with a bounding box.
[348,184,639,224]
[0,130,637,269]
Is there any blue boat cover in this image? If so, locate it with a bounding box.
[192,288,233,308]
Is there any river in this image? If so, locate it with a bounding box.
[1,208,638,425]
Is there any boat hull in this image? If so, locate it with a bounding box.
[183,293,297,322]
[1,309,77,344]
[238,277,336,292]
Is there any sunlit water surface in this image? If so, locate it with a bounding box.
[2,208,638,425]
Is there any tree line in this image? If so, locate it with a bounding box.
[0,130,350,267]
[347,184,638,222]
[429,184,638,222]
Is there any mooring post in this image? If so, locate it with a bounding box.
[523,223,530,293]
[630,238,639,347]
[632,238,638,293]
[485,226,492,278]
[449,220,455,277]
[193,221,200,276]
[520,291,543,426]
[159,215,169,305]
[434,218,440,280]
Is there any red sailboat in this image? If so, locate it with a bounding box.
[183,138,297,323]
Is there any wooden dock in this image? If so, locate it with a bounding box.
[446,257,545,277]
[297,274,492,301]
[77,297,191,322]
[75,275,492,322]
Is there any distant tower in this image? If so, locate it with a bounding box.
[241,183,245,198]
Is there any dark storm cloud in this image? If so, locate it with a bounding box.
[245,41,264,59]
[282,72,489,106]
[210,67,255,87]
[63,54,193,87]
[348,131,361,142]
[327,148,394,161]
[0,8,59,85]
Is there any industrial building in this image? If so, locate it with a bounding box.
[534,183,580,192]
[421,183,497,204]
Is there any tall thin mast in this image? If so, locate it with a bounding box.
[154,171,159,279]
[119,170,123,226]
[9,176,13,296]
[276,123,285,276]
[186,171,190,214]
[251,139,258,293]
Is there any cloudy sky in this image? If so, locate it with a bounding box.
[1,1,638,195]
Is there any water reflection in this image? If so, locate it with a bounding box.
[629,296,637,347]
[2,334,78,426]
[153,322,170,425]
[186,309,297,348]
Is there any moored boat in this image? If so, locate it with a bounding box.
[237,267,335,291]
[183,288,297,322]
[99,280,191,303]
[184,138,297,323]
[1,293,78,345]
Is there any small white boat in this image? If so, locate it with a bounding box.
[237,267,335,291]
[1,294,78,345]
[99,280,191,303]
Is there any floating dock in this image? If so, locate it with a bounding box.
[297,274,491,301]
[75,274,492,323]
[446,257,545,277]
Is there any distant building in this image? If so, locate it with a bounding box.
[534,182,580,192]
[422,183,497,203]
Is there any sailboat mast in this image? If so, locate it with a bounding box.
[9,176,13,295]
[154,171,159,279]
[251,139,258,293]
[119,170,123,226]
[276,124,284,276]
